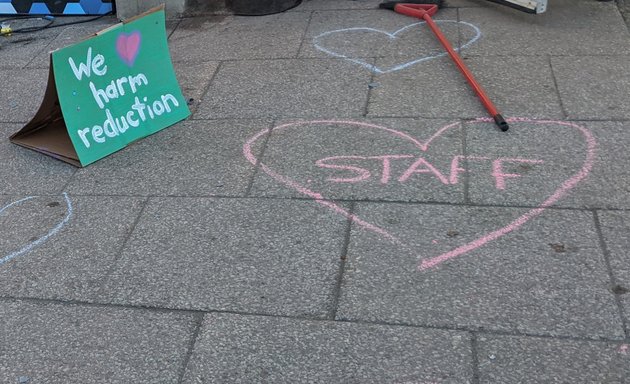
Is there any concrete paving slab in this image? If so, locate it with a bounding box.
[477,334,630,383]
[0,124,76,195]
[301,8,459,60]
[168,12,309,62]
[65,119,267,197]
[292,0,383,11]
[552,56,630,120]
[459,0,630,57]
[0,195,144,302]
[25,20,119,69]
[0,28,61,70]
[444,0,483,6]
[183,312,473,383]
[337,203,624,339]
[173,61,219,113]
[0,300,195,384]
[467,121,630,209]
[248,118,466,203]
[597,210,630,326]
[0,68,49,123]
[368,55,562,119]
[195,59,371,119]
[100,197,348,317]
[164,15,225,61]
[541,122,630,210]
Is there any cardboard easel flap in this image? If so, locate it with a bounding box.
[10,56,80,165]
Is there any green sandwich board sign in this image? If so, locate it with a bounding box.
[11,6,190,166]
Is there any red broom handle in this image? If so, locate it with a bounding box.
[394,4,509,131]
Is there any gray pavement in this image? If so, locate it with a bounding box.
[2,0,630,382]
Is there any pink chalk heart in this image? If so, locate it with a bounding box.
[116,31,142,67]
[243,118,596,271]
[313,20,481,74]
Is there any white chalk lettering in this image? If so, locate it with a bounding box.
[129,73,148,93]
[132,96,147,121]
[92,125,105,143]
[152,100,165,116]
[68,47,107,81]
[144,97,155,119]
[89,73,149,109]
[90,81,108,109]
[161,94,179,112]
[116,77,128,96]
[105,82,119,99]
[103,110,119,138]
[78,93,181,148]
[92,53,107,76]
[126,110,139,127]
[77,128,91,148]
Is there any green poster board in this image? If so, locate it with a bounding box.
[11,6,190,166]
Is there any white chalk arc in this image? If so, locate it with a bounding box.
[0,193,73,266]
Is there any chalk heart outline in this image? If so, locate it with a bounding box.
[243,118,596,271]
[116,31,142,67]
[313,20,481,74]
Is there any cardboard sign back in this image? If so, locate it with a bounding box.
[10,6,190,167]
[10,62,81,166]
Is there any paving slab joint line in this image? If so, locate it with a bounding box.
[470,332,481,384]
[363,59,377,117]
[0,295,626,344]
[94,197,150,298]
[184,115,630,123]
[188,60,223,118]
[2,192,628,213]
[167,18,183,40]
[60,169,80,193]
[296,10,315,58]
[18,29,64,70]
[244,119,276,197]
[177,312,205,384]
[328,201,355,320]
[461,119,470,204]
[615,0,630,28]
[0,295,206,315]
[547,55,569,120]
[592,209,630,338]
[335,317,627,344]
[456,6,462,49]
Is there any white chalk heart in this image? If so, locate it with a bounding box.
[244,118,596,271]
[313,20,481,74]
[0,193,73,266]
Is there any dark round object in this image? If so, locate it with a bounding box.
[228,0,302,15]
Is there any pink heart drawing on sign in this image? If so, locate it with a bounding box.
[116,31,142,67]
[243,118,596,271]
[313,20,481,74]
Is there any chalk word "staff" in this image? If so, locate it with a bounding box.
[316,155,543,190]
